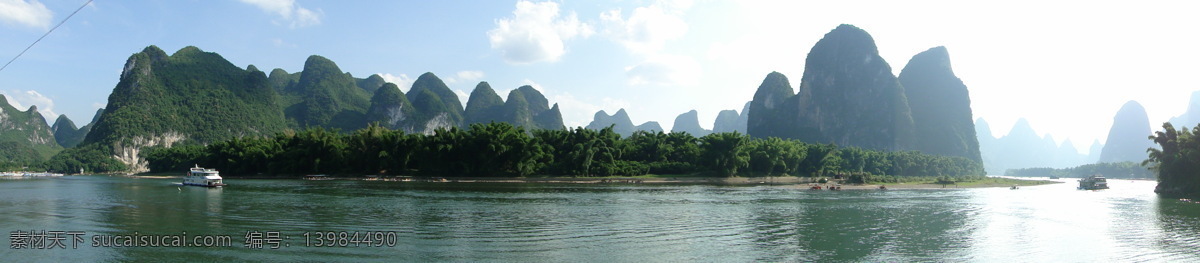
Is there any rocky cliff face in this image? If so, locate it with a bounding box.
[746,72,796,139]
[407,72,464,134]
[1099,100,1155,163]
[792,24,915,151]
[671,110,710,136]
[898,46,981,162]
[712,109,740,134]
[747,25,918,151]
[364,83,416,131]
[735,102,750,133]
[84,46,290,171]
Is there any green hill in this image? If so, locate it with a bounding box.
[364,83,416,130]
[0,96,61,161]
[285,55,371,131]
[84,46,289,147]
[407,72,464,133]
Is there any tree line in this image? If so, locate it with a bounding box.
[1004,162,1153,179]
[49,122,983,179]
[1146,122,1200,198]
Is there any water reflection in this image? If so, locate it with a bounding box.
[1155,198,1200,261]
[1,176,1199,261]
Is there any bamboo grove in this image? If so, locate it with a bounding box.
[1146,122,1200,197]
[123,122,984,179]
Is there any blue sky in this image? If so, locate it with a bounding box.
[1,0,1199,153]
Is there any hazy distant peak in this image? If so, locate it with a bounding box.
[902,46,954,76]
[614,108,630,118]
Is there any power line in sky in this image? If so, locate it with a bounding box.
[0,0,95,74]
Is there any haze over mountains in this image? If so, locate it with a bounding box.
[976,100,1160,174]
[0,24,1188,175]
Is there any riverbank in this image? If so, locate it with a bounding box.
[128,173,1055,189]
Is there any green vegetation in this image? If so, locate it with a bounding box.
[0,141,44,170]
[139,122,984,178]
[407,72,465,130]
[53,46,501,172]
[465,84,564,130]
[43,144,127,173]
[1005,162,1152,179]
[0,96,62,164]
[363,82,416,130]
[52,115,87,148]
[1146,123,1200,198]
[290,55,371,131]
[85,46,289,146]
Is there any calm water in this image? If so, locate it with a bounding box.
[1,176,1198,262]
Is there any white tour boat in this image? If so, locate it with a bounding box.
[184,165,226,187]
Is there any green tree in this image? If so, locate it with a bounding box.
[699,132,749,176]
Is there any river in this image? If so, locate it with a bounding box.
[0,176,1197,262]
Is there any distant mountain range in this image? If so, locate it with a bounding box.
[745,24,979,162]
[40,45,564,172]
[0,96,61,163]
[3,24,1197,174]
[976,118,1091,174]
[975,100,1159,174]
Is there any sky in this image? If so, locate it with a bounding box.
[1,0,1199,154]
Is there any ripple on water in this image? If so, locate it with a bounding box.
[2,177,1200,262]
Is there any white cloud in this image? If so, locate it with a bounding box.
[453,89,469,108]
[521,79,544,92]
[600,2,689,54]
[445,70,485,84]
[377,73,413,93]
[1,90,57,120]
[238,0,322,28]
[625,54,700,87]
[488,0,594,64]
[0,0,53,29]
[598,1,699,87]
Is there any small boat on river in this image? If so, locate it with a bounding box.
[304,174,333,181]
[1078,174,1108,190]
[184,165,226,187]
